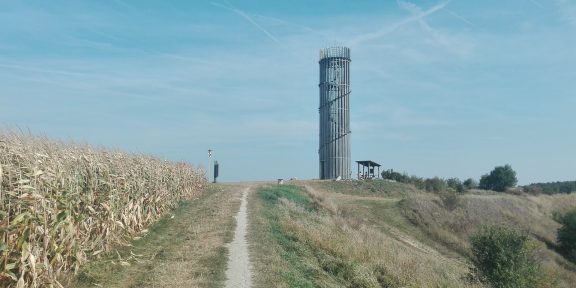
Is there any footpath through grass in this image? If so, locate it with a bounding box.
[66,184,243,288]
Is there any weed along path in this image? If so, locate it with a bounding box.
[225,187,253,288]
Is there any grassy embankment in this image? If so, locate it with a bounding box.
[249,183,481,287]
[250,180,576,287]
[398,189,576,286]
[70,184,244,287]
[0,132,206,287]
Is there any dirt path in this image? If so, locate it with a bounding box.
[224,187,253,288]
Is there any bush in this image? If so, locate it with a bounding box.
[470,225,542,288]
[447,178,464,192]
[479,165,518,192]
[524,181,576,195]
[424,177,446,192]
[463,178,477,190]
[381,169,409,183]
[557,209,576,262]
[439,191,460,211]
[380,168,472,194]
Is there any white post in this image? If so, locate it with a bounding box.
[208,149,213,182]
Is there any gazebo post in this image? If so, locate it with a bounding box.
[355,161,382,180]
[368,162,371,178]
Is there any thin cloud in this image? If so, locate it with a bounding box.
[252,14,325,36]
[554,0,576,25]
[398,0,448,40]
[445,9,475,26]
[528,0,544,8]
[111,0,135,11]
[159,53,226,68]
[348,0,451,46]
[396,0,473,57]
[0,63,89,77]
[211,2,280,43]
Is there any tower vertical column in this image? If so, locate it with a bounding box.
[318,47,351,180]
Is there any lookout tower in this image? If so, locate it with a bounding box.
[318,47,351,180]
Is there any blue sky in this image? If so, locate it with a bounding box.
[1,0,575,184]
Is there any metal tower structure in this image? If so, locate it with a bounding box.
[318,46,351,180]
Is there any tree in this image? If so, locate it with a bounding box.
[557,209,576,262]
[446,178,464,193]
[479,165,518,192]
[470,225,542,288]
[424,177,446,192]
[381,169,409,183]
[523,181,576,195]
[463,178,477,190]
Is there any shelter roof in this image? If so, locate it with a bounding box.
[356,160,381,167]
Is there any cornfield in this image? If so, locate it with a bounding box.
[0,131,207,287]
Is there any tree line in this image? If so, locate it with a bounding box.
[523,181,576,195]
[381,164,517,193]
[382,164,575,195]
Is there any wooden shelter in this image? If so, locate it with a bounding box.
[356,160,381,179]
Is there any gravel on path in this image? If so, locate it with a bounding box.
[224,187,252,288]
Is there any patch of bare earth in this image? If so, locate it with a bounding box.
[224,187,253,288]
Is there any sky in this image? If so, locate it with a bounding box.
[0,0,575,184]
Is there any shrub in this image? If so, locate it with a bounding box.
[557,209,576,263]
[463,178,477,190]
[439,191,460,211]
[381,169,469,194]
[479,165,518,192]
[381,169,409,183]
[424,177,446,193]
[447,178,464,192]
[524,181,576,195]
[470,225,542,288]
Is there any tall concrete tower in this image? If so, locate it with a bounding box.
[318,47,351,180]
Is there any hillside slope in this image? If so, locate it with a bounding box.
[249,180,576,287]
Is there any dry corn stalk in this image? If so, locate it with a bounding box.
[0,131,207,287]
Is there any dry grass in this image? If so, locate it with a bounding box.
[303,179,420,197]
[0,131,206,287]
[251,184,483,287]
[400,192,576,286]
[307,185,482,287]
[306,180,576,287]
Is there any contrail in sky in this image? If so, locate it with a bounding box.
[446,9,475,26]
[348,0,451,46]
[211,2,281,44]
